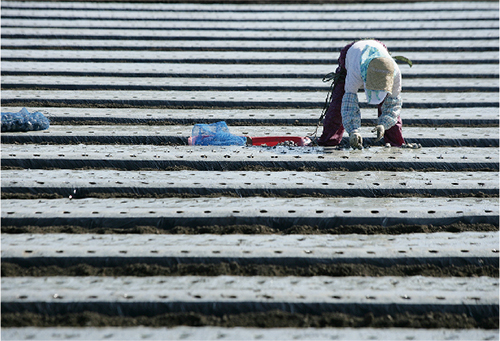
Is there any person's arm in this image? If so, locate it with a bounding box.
[378,94,402,130]
[341,65,364,135]
[341,92,361,134]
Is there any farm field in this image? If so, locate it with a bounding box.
[1,1,499,340]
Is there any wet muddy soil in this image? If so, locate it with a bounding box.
[3,262,498,278]
[2,310,498,329]
[2,191,498,201]
[2,222,497,235]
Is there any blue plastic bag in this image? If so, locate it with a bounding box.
[191,121,246,146]
[1,108,50,132]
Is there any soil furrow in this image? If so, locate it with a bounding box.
[2,262,498,278]
[2,222,498,235]
[2,310,497,329]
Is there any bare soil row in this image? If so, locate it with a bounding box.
[3,310,497,329]
[2,222,497,235]
[3,261,498,278]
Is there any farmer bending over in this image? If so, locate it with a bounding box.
[317,39,420,149]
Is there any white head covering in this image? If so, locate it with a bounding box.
[365,89,388,104]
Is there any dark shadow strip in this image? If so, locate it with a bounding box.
[3,84,498,93]
[3,34,500,41]
[2,58,499,65]
[3,45,498,53]
[2,25,498,31]
[2,15,498,22]
[2,158,499,172]
[2,301,497,322]
[2,71,497,79]
[2,99,499,109]
[3,5,497,12]
[3,254,498,269]
[40,116,500,127]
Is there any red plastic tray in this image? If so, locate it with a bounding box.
[249,136,309,146]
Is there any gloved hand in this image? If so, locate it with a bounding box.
[349,130,363,149]
[402,143,422,149]
[372,125,384,143]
